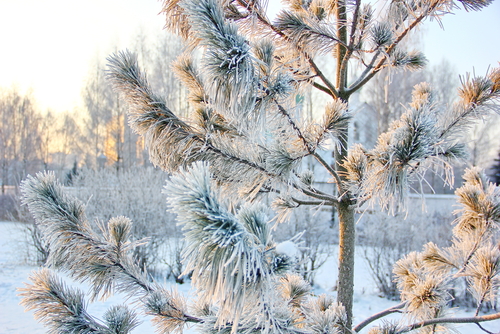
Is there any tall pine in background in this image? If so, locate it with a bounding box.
[19,0,500,333]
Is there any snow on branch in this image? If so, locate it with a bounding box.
[360,96,443,210]
[107,50,200,173]
[20,172,199,333]
[389,168,500,331]
[107,50,277,191]
[183,0,257,118]
[310,100,351,151]
[21,172,151,300]
[165,161,293,328]
[19,269,128,334]
[346,72,499,211]
[172,55,208,107]
[440,68,500,140]
[274,10,343,56]
[161,0,191,39]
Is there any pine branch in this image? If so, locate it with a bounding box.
[109,49,341,205]
[276,101,313,154]
[458,0,494,12]
[21,172,153,299]
[301,187,339,203]
[262,184,338,206]
[145,288,203,333]
[273,10,346,54]
[292,197,329,206]
[107,50,284,184]
[161,0,191,39]
[353,302,405,332]
[103,305,141,334]
[391,168,500,333]
[19,269,109,334]
[172,55,208,106]
[312,81,336,98]
[20,172,200,332]
[183,0,258,117]
[165,161,288,328]
[236,0,340,98]
[312,152,344,194]
[396,312,500,333]
[311,100,351,153]
[360,103,442,210]
[439,69,500,140]
[348,0,442,94]
[346,49,382,94]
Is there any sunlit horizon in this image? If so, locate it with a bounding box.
[1,0,499,114]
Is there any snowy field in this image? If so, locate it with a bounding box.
[1,221,498,333]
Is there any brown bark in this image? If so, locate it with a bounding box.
[336,198,356,331]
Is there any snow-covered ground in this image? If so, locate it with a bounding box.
[1,221,498,333]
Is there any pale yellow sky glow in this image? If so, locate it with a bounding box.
[0,0,164,112]
[0,0,498,113]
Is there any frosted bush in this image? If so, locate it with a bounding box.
[71,167,182,277]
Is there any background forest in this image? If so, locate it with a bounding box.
[2,29,499,205]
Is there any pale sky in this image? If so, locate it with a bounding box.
[0,0,498,113]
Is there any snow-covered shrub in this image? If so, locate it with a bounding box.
[274,206,336,286]
[359,210,453,299]
[71,167,180,277]
[19,221,50,265]
[0,190,51,265]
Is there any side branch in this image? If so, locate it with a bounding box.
[236,0,340,98]
[346,50,382,94]
[397,312,500,333]
[275,101,313,154]
[262,184,338,205]
[300,187,338,203]
[348,2,439,94]
[292,197,330,206]
[312,152,344,194]
[200,137,277,177]
[353,302,405,332]
[312,82,336,98]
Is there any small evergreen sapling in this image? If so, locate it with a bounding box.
[18,0,500,333]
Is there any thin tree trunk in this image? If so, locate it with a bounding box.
[337,199,355,331]
[334,115,355,331]
[334,0,355,327]
[335,0,355,320]
[334,87,356,334]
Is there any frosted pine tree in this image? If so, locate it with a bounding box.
[19,0,500,333]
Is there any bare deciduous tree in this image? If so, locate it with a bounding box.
[0,87,43,193]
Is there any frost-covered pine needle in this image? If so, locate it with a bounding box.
[165,161,288,329]
[18,268,141,334]
[20,171,197,333]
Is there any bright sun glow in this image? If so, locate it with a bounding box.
[0,0,164,112]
